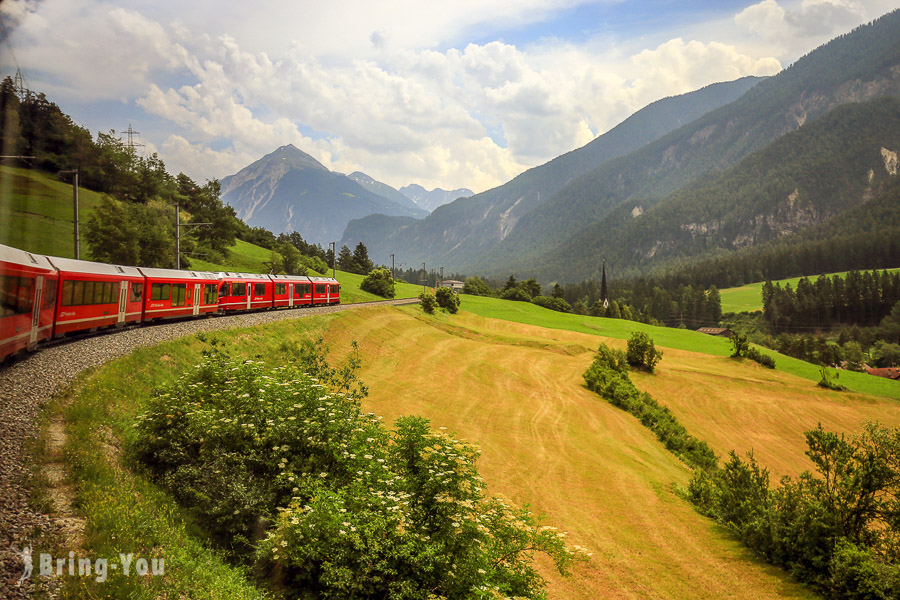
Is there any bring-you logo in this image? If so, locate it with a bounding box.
[12,545,164,584]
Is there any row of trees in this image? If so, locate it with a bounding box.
[762,270,900,332]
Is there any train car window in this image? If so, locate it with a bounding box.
[315,284,326,294]
[205,284,217,304]
[171,284,187,307]
[233,282,246,296]
[81,281,94,305]
[151,283,171,301]
[42,279,57,310]
[275,283,285,295]
[330,284,338,294]
[218,282,230,298]
[0,275,33,316]
[61,280,74,306]
[254,282,265,296]
[129,283,143,303]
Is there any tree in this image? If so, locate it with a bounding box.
[626,331,663,373]
[352,242,374,274]
[360,267,395,298]
[336,245,357,273]
[731,333,750,358]
[277,242,305,275]
[84,196,140,266]
[520,278,541,299]
[462,276,494,296]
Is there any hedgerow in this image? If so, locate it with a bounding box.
[132,348,588,598]
[582,343,716,471]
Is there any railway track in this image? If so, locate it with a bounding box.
[0,296,419,599]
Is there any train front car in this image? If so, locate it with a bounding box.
[309,276,340,306]
[0,244,58,361]
[269,274,314,308]
[44,255,144,336]
[138,267,220,320]
[216,273,274,312]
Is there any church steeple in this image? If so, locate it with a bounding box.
[600,260,609,308]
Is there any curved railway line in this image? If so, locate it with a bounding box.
[0,296,419,599]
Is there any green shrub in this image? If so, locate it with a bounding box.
[360,267,395,298]
[419,291,437,314]
[435,286,461,313]
[462,275,494,296]
[818,367,847,391]
[625,332,663,373]
[132,352,589,598]
[730,332,775,369]
[531,295,572,313]
[500,287,532,302]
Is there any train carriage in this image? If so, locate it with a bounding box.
[0,244,59,361]
[217,273,274,312]
[45,255,144,336]
[309,276,340,306]
[269,274,314,308]
[138,267,220,320]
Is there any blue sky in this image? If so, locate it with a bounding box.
[1,0,898,192]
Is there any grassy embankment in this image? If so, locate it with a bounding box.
[40,295,900,598]
[719,268,900,313]
[462,295,900,400]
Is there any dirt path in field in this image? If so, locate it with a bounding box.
[322,307,823,600]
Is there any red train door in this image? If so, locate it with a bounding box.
[117,281,128,324]
[246,284,251,310]
[29,276,44,347]
[192,283,201,315]
[288,283,294,307]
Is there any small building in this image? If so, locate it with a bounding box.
[866,367,900,380]
[439,280,464,293]
[696,327,735,339]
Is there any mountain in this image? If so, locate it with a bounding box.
[535,97,900,282]
[347,172,428,217]
[477,10,900,281]
[220,145,425,245]
[398,184,474,212]
[341,75,764,266]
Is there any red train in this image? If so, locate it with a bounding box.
[0,243,340,362]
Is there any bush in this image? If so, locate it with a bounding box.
[419,291,437,314]
[132,351,589,598]
[626,332,663,373]
[500,287,532,302]
[818,367,847,391]
[435,286,461,313]
[746,347,776,369]
[531,295,572,313]
[360,267,395,298]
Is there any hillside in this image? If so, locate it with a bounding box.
[55,300,900,598]
[341,76,765,266]
[0,165,106,258]
[531,97,900,282]
[476,10,900,280]
[221,145,425,245]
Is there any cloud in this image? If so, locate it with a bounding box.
[9,0,887,193]
[735,0,868,54]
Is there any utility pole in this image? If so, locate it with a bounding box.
[58,169,80,259]
[422,262,426,293]
[124,124,144,153]
[330,242,336,279]
[170,203,210,269]
[390,253,395,279]
[440,266,444,285]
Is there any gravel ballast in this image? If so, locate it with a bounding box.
[0,298,418,597]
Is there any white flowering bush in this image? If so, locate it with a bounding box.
[132,350,588,598]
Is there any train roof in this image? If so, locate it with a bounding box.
[268,274,313,282]
[45,255,142,277]
[137,267,219,281]
[0,243,56,271]
[308,276,339,284]
[215,272,271,280]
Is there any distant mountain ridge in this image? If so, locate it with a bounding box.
[347,172,428,217]
[399,184,474,212]
[220,145,426,245]
[480,10,900,282]
[340,75,765,266]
